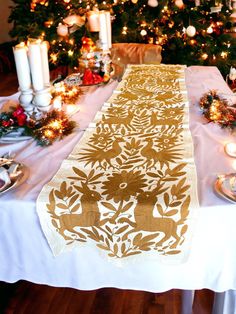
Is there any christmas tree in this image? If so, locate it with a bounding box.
[8,0,236,76]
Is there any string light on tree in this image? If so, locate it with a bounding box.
[201,53,208,60]
[122,26,128,35]
[206,25,214,33]
[221,51,228,58]
[8,0,236,77]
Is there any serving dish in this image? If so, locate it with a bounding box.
[214,173,236,203]
[0,162,29,195]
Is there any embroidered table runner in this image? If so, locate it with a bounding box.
[37,64,199,262]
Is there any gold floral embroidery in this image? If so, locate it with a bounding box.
[42,64,199,259]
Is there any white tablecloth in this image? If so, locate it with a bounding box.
[0,66,236,294]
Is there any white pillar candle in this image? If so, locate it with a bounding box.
[13,43,32,91]
[28,41,45,91]
[99,11,112,51]
[40,41,50,86]
[106,11,112,49]
[87,10,100,32]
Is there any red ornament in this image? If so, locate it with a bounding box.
[82,69,103,85]
[17,114,27,126]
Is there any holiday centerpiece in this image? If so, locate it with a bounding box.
[0,104,76,146]
[199,90,236,130]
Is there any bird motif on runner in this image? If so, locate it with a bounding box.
[78,137,125,168]
[140,137,182,169]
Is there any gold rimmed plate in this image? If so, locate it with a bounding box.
[0,163,29,196]
[214,173,236,203]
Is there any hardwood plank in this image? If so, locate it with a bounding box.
[90,288,124,314]
[193,289,215,314]
[0,71,18,96]
[58,289,97,314]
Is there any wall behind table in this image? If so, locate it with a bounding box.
[0,0,13,44]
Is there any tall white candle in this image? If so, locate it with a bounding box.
[40,41,50,86]
[99,11,112,51]
[87,10,100,32]
[28,41,45,91]
[106,11,112,49]
[13,43,32,91]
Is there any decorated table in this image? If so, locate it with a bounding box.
[1,64,236,312]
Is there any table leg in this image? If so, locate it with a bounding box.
[213,290,236,314]
[181,290,194,314]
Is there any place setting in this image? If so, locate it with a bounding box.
[0,153,29,196]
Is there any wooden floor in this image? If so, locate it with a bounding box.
[0,71,18,96]
[0,70,215,314]
[0,280,214,314]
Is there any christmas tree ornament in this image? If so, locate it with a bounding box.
[175,0,184,9]
[9,0,236,77]
[57,24,69,37]
[186,25,196,37]
[140,29,147,36]
[148,0,158,7]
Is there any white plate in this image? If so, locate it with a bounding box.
[214,173,236,203]
[0,163,29,195]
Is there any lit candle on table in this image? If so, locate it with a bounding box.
[225,142,236,158]
[28,40,45,91]
[53,96,62,110]
[64,104,80,116]
[13,42,32,91]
